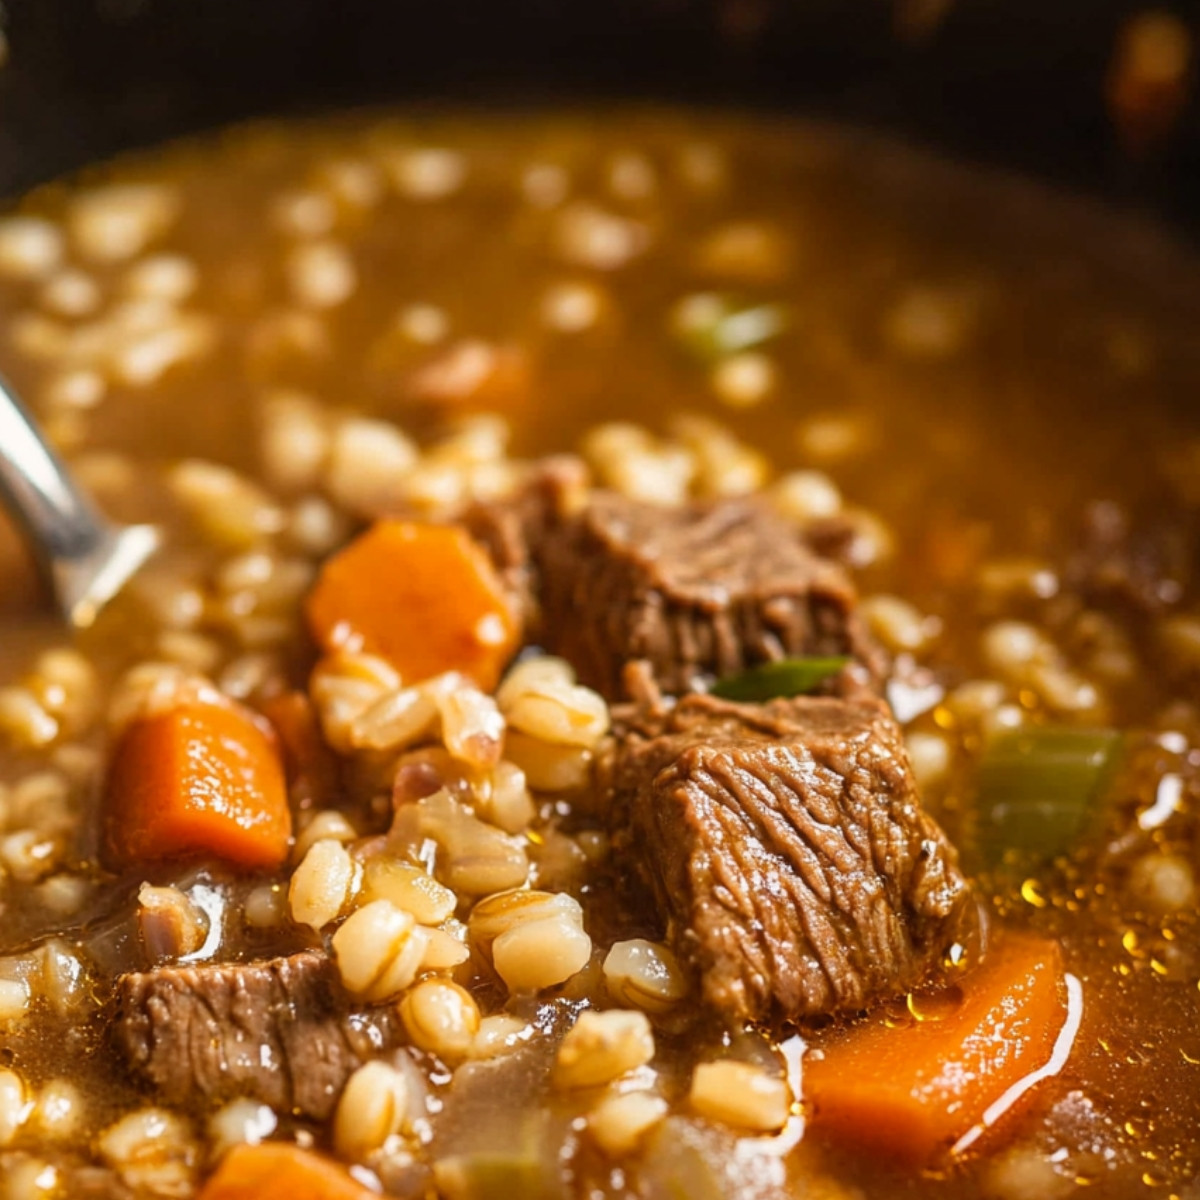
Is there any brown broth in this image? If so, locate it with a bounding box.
[0,108,1196,1198]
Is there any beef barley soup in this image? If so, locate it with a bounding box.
[0,107,1196,1199]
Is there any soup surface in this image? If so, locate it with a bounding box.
[0,108,1197,1200]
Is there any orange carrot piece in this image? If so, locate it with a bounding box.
[804,935,1068,1164]
[197,1143,378,1200]
[306,519,519,690]
[104,701,291,870]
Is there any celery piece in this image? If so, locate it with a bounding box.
[710,657,850,702]
[672,294,786,361]
[974,727,1123,869]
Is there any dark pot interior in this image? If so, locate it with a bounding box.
[2,0,1198,236]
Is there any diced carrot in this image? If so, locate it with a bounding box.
[103,700,291,870]
[262,689,339,808]
[305,519,520,690]
[804,935,1068,1165]
[197,1142,378,1200]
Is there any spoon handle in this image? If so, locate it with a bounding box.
[0,373,109,563]
[0,375,158,627]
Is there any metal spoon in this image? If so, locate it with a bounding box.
[0,375,159,629]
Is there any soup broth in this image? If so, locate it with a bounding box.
[0,108,1195,1199]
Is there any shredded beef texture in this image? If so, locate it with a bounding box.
[112,951,401,1119]
[601,692,970,1024]
[460,454,589,631]
[468,482,885,701]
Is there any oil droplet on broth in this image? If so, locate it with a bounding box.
[905,984,964,1023]
[880,996,916,1029]
[932,704,955,731]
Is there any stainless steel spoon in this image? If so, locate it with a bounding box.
[0,375,159,628]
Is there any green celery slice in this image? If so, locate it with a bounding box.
[672,294,787,361]
[709,656,850,702]
[974,726,1123,869]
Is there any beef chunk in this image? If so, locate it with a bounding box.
[491,487,883,700]
[461,455,588,630]
[113,951,401,1119]
[602,693,970,1024]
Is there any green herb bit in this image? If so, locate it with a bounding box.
[710,656,850,702]
[974,726,1123,870]
[670,293,787,361]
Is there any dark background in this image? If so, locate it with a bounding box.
[0,0,1198,233]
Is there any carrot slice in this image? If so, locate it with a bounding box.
[306,519,519,690]
[104,700,291,870]
[804,935,1069,1165]
[197,1143,378,1200]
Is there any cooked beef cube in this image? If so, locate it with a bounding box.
[461,455,588,630]
[113,951,401,1119]
[602,693,970,1024]
[536,493,884,699]
[467,479,884,701]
